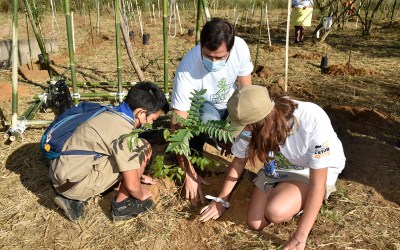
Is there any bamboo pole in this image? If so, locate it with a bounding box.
[50,0,60,33]
[201,0,211,21]
[254,3,263,71]
[64,0,78,104]
[163,0,169,96]
[71,11,76,52]
[284,0,291,92]
[195,0,202,45]
[115,0,123,103]
[11,0,19,131]
[88,2,94,44]
[23,0,53,79]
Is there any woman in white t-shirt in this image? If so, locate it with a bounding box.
[199,85,345,250]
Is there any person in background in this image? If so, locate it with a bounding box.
[50,82,169,221]
[200,85,345,250]
[291,0,314,43]
[170,17,253,206]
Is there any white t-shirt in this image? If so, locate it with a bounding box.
[171,36,254,111]
[231,100,346,185]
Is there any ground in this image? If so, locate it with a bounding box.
[0,7,399,250]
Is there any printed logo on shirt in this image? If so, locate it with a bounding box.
[313,141,330,158]
[211,78,229,104]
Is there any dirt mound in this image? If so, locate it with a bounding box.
[254,65,274,78]
[325,63,377,76]
[292,52,324,60]
[18,63,50,83]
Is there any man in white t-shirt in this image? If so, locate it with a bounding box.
[170,17,254,205]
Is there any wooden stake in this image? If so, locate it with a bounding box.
[152,4,156,24]
[96,0,100,34]
[120,13,145,81]
[176,2,183,35]
[265,2,271,47]
[284,0,291,92]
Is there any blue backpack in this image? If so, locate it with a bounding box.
[40,102,132,160]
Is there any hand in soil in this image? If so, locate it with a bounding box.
[140,175,156,185]
[185,172,209,206]
[283,234,307,250]
[199,202,225,222]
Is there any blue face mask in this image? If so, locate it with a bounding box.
[240,130,252,139]
[202,56,227,72]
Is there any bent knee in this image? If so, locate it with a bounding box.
[247,220,265,231]
[265,206,293,224]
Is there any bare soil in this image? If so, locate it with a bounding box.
[0,8,399,250]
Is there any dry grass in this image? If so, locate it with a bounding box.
[1,8,400,250]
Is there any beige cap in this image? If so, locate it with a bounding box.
[227,85,274,138]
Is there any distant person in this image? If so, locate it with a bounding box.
[49,82,169,221]
[291,0,314,43]
[170,17,254,205]
[200,85,346,250]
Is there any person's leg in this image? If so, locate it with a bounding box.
[264,180,309,224]
[299,26,305,42]
[116,139,152,201]
[190,102,222,154]
[294,26,300,42]
[247,187,273,231]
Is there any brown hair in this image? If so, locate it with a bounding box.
[247,95,298,166]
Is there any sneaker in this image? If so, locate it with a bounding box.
[395,140,400,151]
[54,195,85,221]
[111,197,154,221]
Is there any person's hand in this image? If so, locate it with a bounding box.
[283,234,307,250]
[199,201,225,222]
[139,187,153,201]
[140,174,156,185]
[218,140,233,157]
[184,172,209,206]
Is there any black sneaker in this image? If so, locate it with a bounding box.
[395,140,400,151]
[54,195,85,221]
[111,197,154,221]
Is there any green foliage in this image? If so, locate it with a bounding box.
[152,155,184,183]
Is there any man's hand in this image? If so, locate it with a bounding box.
[217,140,233,157]
[199,202,225,222]
[184,171,209,206]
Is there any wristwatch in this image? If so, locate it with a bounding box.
[213,197,230,209]
[205,195,230,209]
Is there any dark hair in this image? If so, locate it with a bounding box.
[125,82,169,114]
[200,17,235,51]
[247,95,298,166]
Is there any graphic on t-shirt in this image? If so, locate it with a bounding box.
[211,78,229,104]
[274,152,304,170]
[313,141,330,158]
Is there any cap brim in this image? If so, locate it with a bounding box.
[229,119,246,139]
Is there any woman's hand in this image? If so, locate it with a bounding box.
[283,234,307,250]
[199,202,226,222]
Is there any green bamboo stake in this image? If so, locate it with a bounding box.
[64,0,78,104]
[163,0,169,96]
[11,0,19,131]
[25,12,34,70]
[254,3,263,71]
[115,0,123,103]
[23,0,53,79]
[195,0,202,45]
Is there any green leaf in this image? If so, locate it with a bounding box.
[163,129,171,140]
